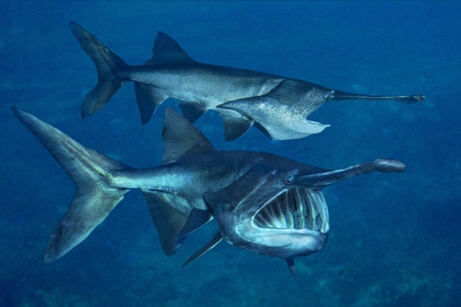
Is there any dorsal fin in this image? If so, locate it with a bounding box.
[162,107,215,165]
[146,31,196,65]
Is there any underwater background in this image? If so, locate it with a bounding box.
[1,1,460,306]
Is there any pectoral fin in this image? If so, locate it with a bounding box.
[177,208,214,238]
[286,257,297,276]
[183,232,223,266]
[221,116,253,141]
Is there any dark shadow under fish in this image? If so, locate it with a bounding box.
[70,21,424,141]
[12,107,406,274]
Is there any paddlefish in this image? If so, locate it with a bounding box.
[12,107,406,274]
[70,21,424,141]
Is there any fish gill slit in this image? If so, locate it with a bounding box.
[254,188,319,230]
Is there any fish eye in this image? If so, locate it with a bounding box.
[284,176,294,185]
[323,90,335,100]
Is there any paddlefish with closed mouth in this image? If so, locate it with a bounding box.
[70,21,424,141]
[12,107,406,274]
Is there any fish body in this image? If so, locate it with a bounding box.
[12,107,406,274]
[70,21,424,141]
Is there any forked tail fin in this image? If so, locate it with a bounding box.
[70,21,128,119]
[12,107,132,262]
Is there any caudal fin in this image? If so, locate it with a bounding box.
[70,21,128,119]
[12,107,132,262]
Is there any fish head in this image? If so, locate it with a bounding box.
[217,80,333,140]
[203,157,405,274]
[204,161,331,260]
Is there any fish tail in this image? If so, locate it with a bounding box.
[70,21,128,118]
[12,107,132,263]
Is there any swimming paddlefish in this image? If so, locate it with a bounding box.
[12,107,406,274]
[70,21,424,141]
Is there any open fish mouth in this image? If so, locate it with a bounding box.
[254,188,330,233]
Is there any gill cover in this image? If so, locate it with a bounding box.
[218,80,330,140]
[201,165,329,275]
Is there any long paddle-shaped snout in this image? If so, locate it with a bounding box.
[326,89,425,103]
[294,159,406,189]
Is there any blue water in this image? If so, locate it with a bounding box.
[1,1,460,306]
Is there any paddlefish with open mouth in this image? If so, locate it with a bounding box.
[12,107,406,274]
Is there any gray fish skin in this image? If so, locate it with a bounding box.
[12,107,406,273]
[70,21,424,141]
